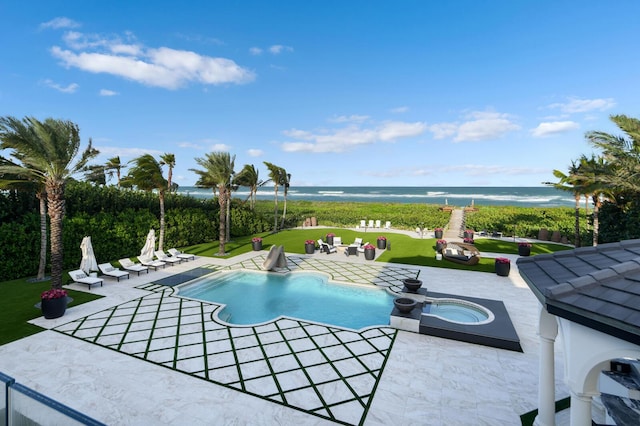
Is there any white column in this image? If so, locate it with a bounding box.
[569,391,592,426]
[536,307,558,426]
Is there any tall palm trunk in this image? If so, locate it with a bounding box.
[592,194,601,246]
[218,187,227,255]
[574,194,581,247]
[225,190,231,242]
[159,192,165,251]
[273,186,279,232]
[47,181,65,289]
[280,189,288,229]
[37,192,47,280]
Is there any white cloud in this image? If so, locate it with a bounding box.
[99,89,118,96]
[249,47,263,55]
[548,97,616,113]
[440,164,548,176]
[281,120,427,153]
[247,148,263,157]
[50,30,255,90]
[96,146,163,158]
[428,111,520,142]
[328,114,369,123]
[178,142,204,150]
[39,17,80,30]
[390,106,409,114]
[269,45,293,54]
[42,79,79,93]
[530,121,580,138]
[210,143,231,151]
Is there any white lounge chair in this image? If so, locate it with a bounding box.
[375,220,381,228]
[385,221,391,229]
[317,239,337,254]
[352,237,363,246]
[359,220,366,229]
[118,258,149,275]
[168,248,195,261]
[368,220,374,228]
[155,250,182,265]
[333,236,343,246]
[98,263,130,281]
[357,242,370,253]
[139,256,166,270]
[68,269,103,289]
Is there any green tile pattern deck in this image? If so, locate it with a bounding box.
[52,257,422,425]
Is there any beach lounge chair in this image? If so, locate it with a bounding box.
[375,220,381,228]
[155,250,182,265]
[360,220,366,229]
[98,263,130,281]
[139,256,166,270]
[118,258,149,275]
[352,237,363,246]
[357,242,370,254]
[317,239,337,254]
[68,269,103,289]
[385,221,391,229]
[168,248,195,261]
[333,236,343,246]
[368,220,374,228]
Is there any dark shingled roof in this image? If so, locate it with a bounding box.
[517,239,640,346]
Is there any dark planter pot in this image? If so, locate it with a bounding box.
[435,242,445,253]
[252,241,263,251]
[495,262,511,277]
[364,248,375,260]
[305,243,315,254]
[402,278,423,293]
[326,235,334,245]
[394,297,418,314]
[463,231,474,239]
[518,245,531,256]
[41,297,67,319]
[377,239,387,249]
[434,230,443,239]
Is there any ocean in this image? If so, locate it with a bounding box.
[176,186,575,208]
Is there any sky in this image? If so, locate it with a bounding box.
[1,1,639,188]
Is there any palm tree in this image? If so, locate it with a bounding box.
[0,116,98,288]
[0,156,48,280]
[235,164,265,210]
[280,171,291,229]
[264,162,284,232]
[548,160,587,246]
[105,156,125,187]
[83,164,106,185]
[159,153,176,193]
[123,154,168,250]
[191,152,235,255]
[578,154,611,246]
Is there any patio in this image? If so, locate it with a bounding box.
[0,252,569,425]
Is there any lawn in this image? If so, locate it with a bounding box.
[1,228,571,346]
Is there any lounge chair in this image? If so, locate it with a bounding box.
[333,236,343,246]
[345,245,358,256]
[139,256,166,270]
[118,258,149,275]
[68,269,103,289]
[317,239,337,254]
[359,220,366,229]
[155,250,182,265]
[357,242,370,254]
[368,220,374,228]
[98,263,130,281]
[375,220,381,228]
[352,237,363,246]
[385,221,391,229]
[441,242,480,266]
[168,248,195,261]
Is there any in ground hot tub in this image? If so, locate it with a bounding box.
[422,298,494,325]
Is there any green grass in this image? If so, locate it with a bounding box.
[0,276,102,345]
[1,229,571,346]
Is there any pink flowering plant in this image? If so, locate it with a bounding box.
[377,236,387,241]
[437,239,446,244]
[434,227,443,231]
[326,233,335,237]
[518,242,532,247]
[495,257,511,264]
[41,288,68,300]
[463,237,474,244]
[363,244,376,250]
[305,239,315,245]
[252,237,262,243]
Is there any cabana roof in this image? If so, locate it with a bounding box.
[517,239,640,345]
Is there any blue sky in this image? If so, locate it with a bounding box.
[1,1,639,188]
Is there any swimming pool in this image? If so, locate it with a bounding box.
[177,270,395,330]
[423,299,494,325]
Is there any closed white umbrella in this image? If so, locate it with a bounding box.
[140,229,156,260]
[80,236,98,275]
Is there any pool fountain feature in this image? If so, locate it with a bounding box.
[394,297,418,313]
[402,278,423,293]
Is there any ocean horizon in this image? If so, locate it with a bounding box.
[176,186,576,208]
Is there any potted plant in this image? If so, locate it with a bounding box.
[363,243,376,260]
[463,229,474,239]
[435,239,446,253]
[463,237,474,244]
[518,242,532,256]
[495,257,511,277]
[434,228,444,239]
[326,233,335,245]
[40,288,68,319]
[377,235,387,249]
[304,239,316,254]
[251,237,263,251]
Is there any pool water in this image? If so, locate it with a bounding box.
[178,270,395,330]
[423,300,491,324]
